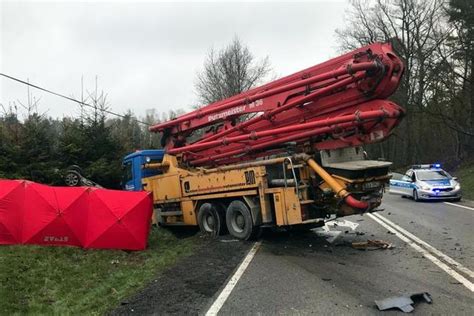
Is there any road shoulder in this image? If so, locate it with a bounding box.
[110,236,252,315]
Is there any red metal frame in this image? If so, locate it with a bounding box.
[150,42,405,166]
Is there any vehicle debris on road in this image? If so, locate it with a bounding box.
[313,219,360,244]
[351,239,393,250]
[375,292,432,313]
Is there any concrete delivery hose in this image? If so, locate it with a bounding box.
[296,154,369,210]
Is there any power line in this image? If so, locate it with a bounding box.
[0,72,151,125]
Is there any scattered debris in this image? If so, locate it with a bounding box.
[313,228,342,244]
[352,240,393,250]
[375,292,432,313]
[326,219,359,231]
[313,219,359,243]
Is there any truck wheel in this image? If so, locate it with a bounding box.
[197,203,225,237]
[226,200,257,240]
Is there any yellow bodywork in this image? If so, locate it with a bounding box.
[143,154,388,228]
[265,187,301,226]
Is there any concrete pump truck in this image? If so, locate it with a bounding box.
[122,42,405,240]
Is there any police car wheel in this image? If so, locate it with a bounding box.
[413,189,420,202]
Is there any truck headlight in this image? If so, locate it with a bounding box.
[145,156,151,163]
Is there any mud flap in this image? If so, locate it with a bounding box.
[243,196,262,226]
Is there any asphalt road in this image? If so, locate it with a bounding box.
[209,194,474,315]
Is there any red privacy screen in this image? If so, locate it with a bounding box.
[0,180,153,250]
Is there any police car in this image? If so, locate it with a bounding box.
[389,164,462,201]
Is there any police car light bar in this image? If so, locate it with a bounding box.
[412,163,441,169]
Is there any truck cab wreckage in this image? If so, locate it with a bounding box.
[126,42,405,240]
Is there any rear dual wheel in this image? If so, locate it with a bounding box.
[197,203,226,237]
[226,200,260,241]
[197,200,259,240]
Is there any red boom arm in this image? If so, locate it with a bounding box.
[150,42,405,166]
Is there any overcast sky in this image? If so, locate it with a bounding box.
[0,0,348,120]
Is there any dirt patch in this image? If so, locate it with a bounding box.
[110,236,252,315]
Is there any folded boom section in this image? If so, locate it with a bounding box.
[150,42,404,166]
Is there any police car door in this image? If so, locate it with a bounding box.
[390,171,414,195]
[401,170,416,195]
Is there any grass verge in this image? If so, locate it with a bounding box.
[453,163,474,200]
[0,228,197,315]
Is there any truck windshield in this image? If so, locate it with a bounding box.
[416,170,449,181]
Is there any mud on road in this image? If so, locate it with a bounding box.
[110,227,371,316]
[111,235,252,315]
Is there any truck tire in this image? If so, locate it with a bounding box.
[197,203,225,237]
[226,200,258,240]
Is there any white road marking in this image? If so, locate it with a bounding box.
[444,202,474,211]
[373,212,474,279]
[368,213,474,292]
[206,241,261,316]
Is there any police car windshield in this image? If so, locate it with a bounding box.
[416,170,449,181]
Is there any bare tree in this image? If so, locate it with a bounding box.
[335,0,457,164]
[195,37,271,105]
[433,0,474,158]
